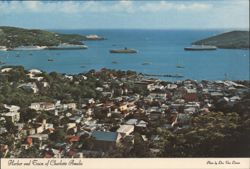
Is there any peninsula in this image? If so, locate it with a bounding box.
[192,31,249,49]
[0,26,104,49]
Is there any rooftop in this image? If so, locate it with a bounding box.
[92,131,118,142]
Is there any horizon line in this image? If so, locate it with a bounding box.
[1,25,249,31]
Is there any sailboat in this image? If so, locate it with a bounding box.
[176,56,185,68]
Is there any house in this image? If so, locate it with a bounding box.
[35,124,45,134]
[28,134,49,143]
[184,107,196,114]
[134,81,153,90]
[64,75,73,81]
[1,68,12,73]
[125,119,138,125]
[30,102,55,111]
[91,131,121,152]
[116,125,134,137]
[149,91,167,101]
[149,111,164,121]
[125,118,148,128]
[136,120,148,128]
[0,127,7,134]
[210,91,224,98]
[29,103,41,111]
[18,83,39,93]
[4,104,20,112]
[28,69,42,75]
[166,84,178,90]
[82,98,95,104]
[41,82,49,88]
[40,102,55,111]
[2,112,20,123]
[119,103,128,112]
[67,123,76,130]
[182,88,197,102]
[65,103,77,110]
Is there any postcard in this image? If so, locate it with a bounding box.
[0,0,249,169]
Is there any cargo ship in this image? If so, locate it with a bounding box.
[110,47,137,53]
[184,45,217,51]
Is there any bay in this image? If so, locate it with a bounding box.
[0,29,249,81]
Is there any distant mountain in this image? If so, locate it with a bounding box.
[193,31,249,49]
[0,26,103,48]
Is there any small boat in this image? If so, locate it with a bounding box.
[0,61,6,65]
[110,47,137,54]
[48,59,54,61]
[80,65,86,68]
[173,74,184,78]
[142,62,150,65]
[86,34,104,40]
[112,61,118,64]
[176,65,184,68]
[184,45,217,51]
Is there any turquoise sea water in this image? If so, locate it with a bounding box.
[0,29,249,81]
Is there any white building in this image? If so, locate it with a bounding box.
[116,125,134,137]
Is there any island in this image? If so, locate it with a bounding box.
[0,26,104,49]
[192,31,249,49]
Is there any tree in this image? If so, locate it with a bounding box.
[49,129,65,142]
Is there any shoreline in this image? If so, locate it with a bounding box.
[0,65,249,83]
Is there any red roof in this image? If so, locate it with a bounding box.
[66,135,80,142]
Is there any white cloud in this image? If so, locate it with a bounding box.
[0,1,212,14]
[139,1,211,12]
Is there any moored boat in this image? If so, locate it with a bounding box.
[0,46,8,51]
[110,47,137,54]
[176,65,184,68]
[12,46,47,51]
[48,43,88,50]
[184,45,217,51]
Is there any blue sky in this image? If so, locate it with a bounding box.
[0,0,249,29]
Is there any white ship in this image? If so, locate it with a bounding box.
[12,46,47,51]
[0,46,8,51]
[48,43,88,50]
[184,45,217,51]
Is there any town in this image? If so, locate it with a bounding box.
[0,66,249,158]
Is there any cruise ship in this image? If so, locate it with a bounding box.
[12,46,47,51]
[184,45,217,51]
[0,46,8,51]
[110,48,137,53]
[48,43,88,50]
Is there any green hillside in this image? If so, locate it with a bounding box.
[193,31,249,49]
[0,26,88,48]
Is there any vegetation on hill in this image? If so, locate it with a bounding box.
[0,26,92,48]
[193,31,250,49]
